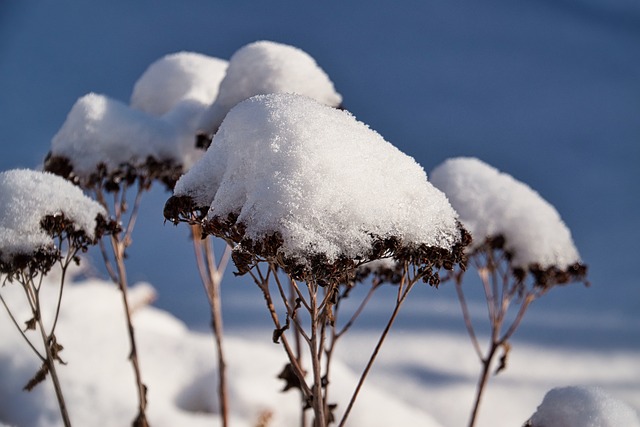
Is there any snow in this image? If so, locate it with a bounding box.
[130,51,228,117]
[197,40,342,135]
[527,386,640,427]
[49,93,203,181]
[0,169,105,265]
[430,157,581,270]
[2,276,638,427]
[174,93,461,263]
[0,276,443,427]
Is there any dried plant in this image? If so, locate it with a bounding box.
[44,154,184,427]
[165,196,470,426]
[164,186,233,427]
[0,212,112,427]
[450,236,588,427]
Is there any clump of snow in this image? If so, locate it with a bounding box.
[197,40,342,135]
[430,157,581,270]
[0,276,444,427]
[49,93,203,182]
[174,93,461,265]
[130,51,228,117]
[0,169,106,265]
[527,386,640,427]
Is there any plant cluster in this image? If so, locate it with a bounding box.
[0,41,589,427]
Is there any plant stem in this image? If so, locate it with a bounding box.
[112,235,149,427]
[36,309,72,427]
[307,281,326,427]
[191,225,230,427]
[467,343,498,427]
[337,272,414,427]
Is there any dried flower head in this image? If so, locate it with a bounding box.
[0,169,114,276]
[167,94,470,283]
[431,157,587,287]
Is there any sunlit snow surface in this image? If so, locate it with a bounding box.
[1,277,638,427]
[0,169,105,264]
[430,157,581,270]
[0,277,443,427]
[197,40,342,135]
[176,93,461,262]
[130,51,228,117]
[527,386,640,427]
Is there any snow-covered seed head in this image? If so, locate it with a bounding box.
[430,157,587,288]
[0,169,114,275]
[167,93,469,283]
[197,40,343,138]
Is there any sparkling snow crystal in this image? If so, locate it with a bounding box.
[526,386,640,427]
[197,40,342,136]
[169,93,464,276]
[430,157,582,272]
[0,169,106,268]
[130,51,228,117]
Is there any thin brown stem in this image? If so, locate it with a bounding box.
[202,235,230,427]
[338,270,415,427]
[112,235,148,427]
[307,280,326,427]
[249,267,313,400]
[455,276,483,361]
[467,343,499,427]
[98,184,149,427]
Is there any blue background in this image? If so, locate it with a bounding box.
[1,0,639,348]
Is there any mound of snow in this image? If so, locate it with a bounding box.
[49,93,203,181]
[197,40,342,135]
[0,169,105,265]
[130,51,228,117]
[174,93,461,264]
[527,386,640,427]
[0,277,443,427]
[430,157,581,270]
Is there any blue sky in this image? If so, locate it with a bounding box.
[1,0,639,346]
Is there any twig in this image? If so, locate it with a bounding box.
[190,225,230,427]
[338,267,415,427]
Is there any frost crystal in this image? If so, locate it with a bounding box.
[430,157,581,271]
[170,93,464,276]
[527,386,640,427]
[130,51,228,117]
[197,40,342,136]
[0,169,106,267]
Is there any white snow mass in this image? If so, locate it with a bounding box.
[130,51,228,117]
[175,93,461,263]
[430,157,581,270]
[197,40,342,135]
[0,169,106,264]
[50,92,203,181]
[527,386,640,427]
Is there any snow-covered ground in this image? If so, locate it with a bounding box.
[1,1,639,426]
[0,277,638,426]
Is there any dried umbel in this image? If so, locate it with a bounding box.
[164,197,471,286]
[473,235,588,290]
[44,153,184,192]
[0,212,114,278]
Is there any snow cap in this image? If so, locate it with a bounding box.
[47,93,202,187]
[197,40,342,136]
[0,169,106,269]
[170,93,465,279]
[527,386,640,427]
[130,51,228,117]
[430,157,582,273]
